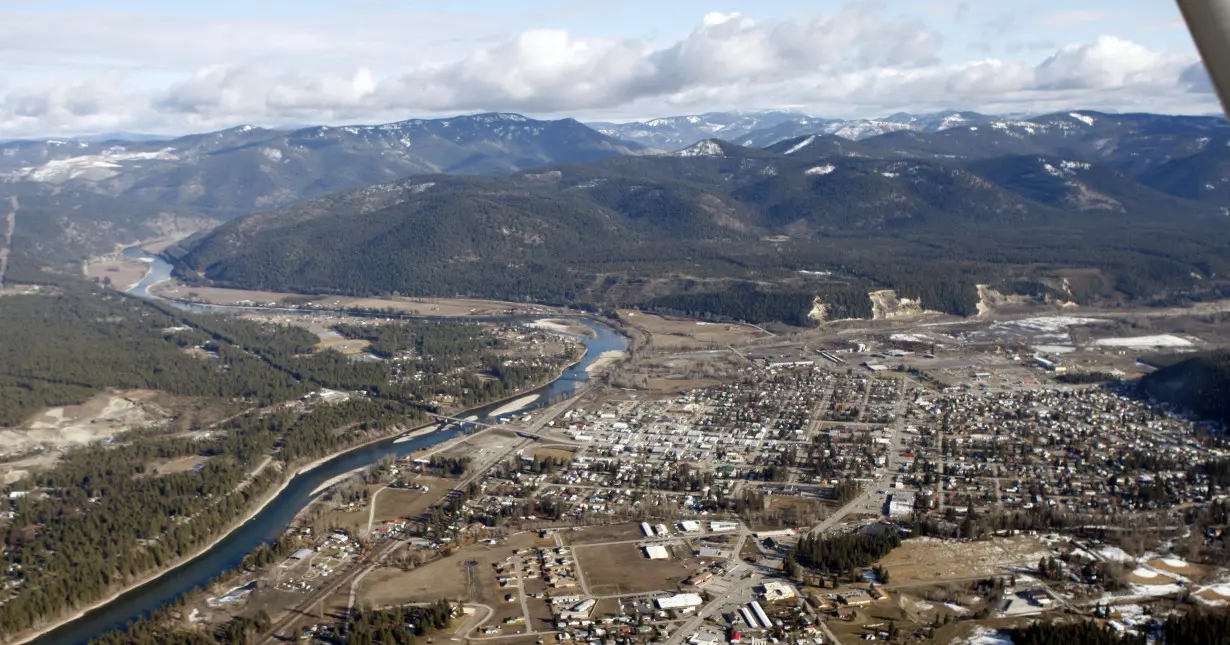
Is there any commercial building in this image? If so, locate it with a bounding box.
[656,593,704,610]
[760,581,797,602]
[643,545,670,560]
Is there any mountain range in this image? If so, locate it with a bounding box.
[169,120,1230,322]
[7,108,1230,323]
[589,110,1007,149]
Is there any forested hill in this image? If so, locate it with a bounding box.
[1139,352,1230,426]
[0,113,642,262]
[170,137,1230,324]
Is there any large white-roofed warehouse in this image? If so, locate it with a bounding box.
[643,545,670,560]
[655,593,704,610]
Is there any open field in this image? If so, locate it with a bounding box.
[532,447,576,463]
[528,318,596,338]
[574,542,694,596]
[1147,558,1203,578]
[316,335,371,356]
[0,390,169,457]
[359,532,545,610]
[139,455,210,478]
[371,479,453,521]
[645,377,725,393]
[151,281,542,317]
[84,258,150,292]
[877,536,1049,585]
[619,310,765,350]
[562,523,646,546]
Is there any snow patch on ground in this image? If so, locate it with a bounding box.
[672,140,725,157]
[783,135,815,155]
[805,164,836,175]
[944,602,970,614]
[8,147,178,182]
[1069,112,1096,126]
[1032,345,1075,354]
[1131,568,1158,579]
[1093,335,1193,349]
[1099,546,1134,562]
[1162,558,1188,568]
[956,626,1012,645]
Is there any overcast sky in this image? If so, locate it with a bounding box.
[0,0,1218,137]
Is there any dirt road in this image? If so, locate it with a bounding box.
[0,196,16,288]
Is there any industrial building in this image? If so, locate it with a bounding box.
[643,545,670,560]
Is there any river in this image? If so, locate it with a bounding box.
[29,250,627,645]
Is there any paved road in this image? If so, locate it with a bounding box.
[266,398,585,641]
[660,528,754,645]
[812,378,911,535]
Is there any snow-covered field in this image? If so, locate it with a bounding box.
[1032,344,1076,354]
[1093,335,1194,349]
[7,148,177,182]
[997,316,1101,334]
[956,626,1013,645]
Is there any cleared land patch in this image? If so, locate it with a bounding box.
[877,536,1048,585]
[575,542,694,596]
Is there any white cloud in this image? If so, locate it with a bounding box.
[0,3,1217,138]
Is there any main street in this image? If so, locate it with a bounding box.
[812,377,911,535]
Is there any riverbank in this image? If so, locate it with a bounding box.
[586,349,629,375]
[8,459,290,645]
[15,307,623,644]
[83,256,152,293]
[6,418,437,645]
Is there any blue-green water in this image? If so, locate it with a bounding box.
[29,250,626,645]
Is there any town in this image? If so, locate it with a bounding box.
[166,310,1230,645]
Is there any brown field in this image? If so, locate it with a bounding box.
[152,282,299,306]
[645,377,725,393]
[360,532,542,609]
[1147,558,1204,578]
[151,281,540,317]
[140,455,210,478]
[619,311,765,349]
[575,542,694,596]
[371,478,453,521]
[317,336,372,356]
[562,523,646,546]
[1196,586,1230,602]
[1127,570,1177,586]
[760,495,832,528]
[877,536,1048,585]
[533,447,576,463]
[85,258,150,291]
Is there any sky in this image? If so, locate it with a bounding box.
[0,0,1219,137]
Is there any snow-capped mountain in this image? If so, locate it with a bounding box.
[589,110,815,149]
[0,113,642,216]
[596,110,1003,149]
